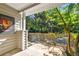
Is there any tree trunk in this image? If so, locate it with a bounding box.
[75,34,79,55]
[67,31,71,54]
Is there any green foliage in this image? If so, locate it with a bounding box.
[26,3,79,33]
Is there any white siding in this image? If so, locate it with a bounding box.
[0,34,17,55]
[0,4,22,55]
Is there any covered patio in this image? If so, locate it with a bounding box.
[0,3,65,56]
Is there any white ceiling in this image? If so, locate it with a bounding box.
[5,3,64,16]
[25,3,64,16]
[6,3,34,11]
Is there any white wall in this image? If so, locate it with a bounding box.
[0,34,17,55]
[0,4,22,55]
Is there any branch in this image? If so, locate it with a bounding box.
[55,8,67,31]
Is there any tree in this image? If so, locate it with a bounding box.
[55,3,79,55]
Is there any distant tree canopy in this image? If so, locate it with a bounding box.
[26,3,79,33]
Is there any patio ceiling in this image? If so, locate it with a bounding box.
[5,3,64,16]
[5,3,40,12]
[24,3,64,16]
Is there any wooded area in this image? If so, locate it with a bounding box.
[26,3,79,33]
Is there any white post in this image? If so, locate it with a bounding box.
[21,11,28,50]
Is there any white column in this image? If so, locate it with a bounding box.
[21,11,28,50]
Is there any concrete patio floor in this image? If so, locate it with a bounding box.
[13,43,64,56]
